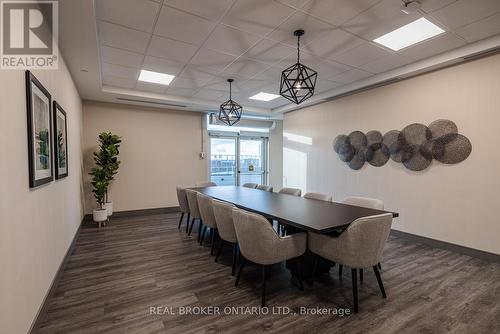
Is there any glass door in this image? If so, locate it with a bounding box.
[238,138,266,186]
[209,137,237,186]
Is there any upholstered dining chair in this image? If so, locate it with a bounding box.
[278,187,302,196]
[340,196,385,279]
[196,181,217,187]
[176,186,190,232]
[256,184,273,192]
[303,192,332,202]
[242,183,258,189]
[197,193,218,255]
[308,213,393,313]
[232,208,307,307]
[185,189,203,242]
[212,200,239,275]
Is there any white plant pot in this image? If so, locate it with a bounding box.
[103,202,113,216]
[93,209,108,223]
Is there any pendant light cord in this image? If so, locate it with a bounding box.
[296,34,300,63]
[229,81,232,99]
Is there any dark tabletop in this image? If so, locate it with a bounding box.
[193,186,398,234]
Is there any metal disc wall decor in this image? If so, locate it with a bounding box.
[332,119,471,171]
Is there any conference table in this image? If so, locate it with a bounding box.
[194,186,399,278]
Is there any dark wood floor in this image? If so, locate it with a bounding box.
[36,212,500,334]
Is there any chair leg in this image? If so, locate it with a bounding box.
[308,255,318,287]
[178,212,184,229]
[231,243,238,276]
[261,265,267,307]
[185,213,190,233]
[197,220,203,243]
[235,257,246,286]
[359,268,363,282]
[188,218,195,236]
[339,264,343,278]
[373,265,387,298]
[378,262,382,270]
[215,239,224,262]
[295,256,304,291]
[200,226,207,245]
[351,268,358,313]
[210,229,216,255]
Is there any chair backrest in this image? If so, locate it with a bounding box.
[176,186,190,213]
[196,181,217,187]
[303,192,332,202]
[256,184,273,192]
[232,208,282,264]
[197,192,217,228]
[343,196,384,210]
[185,189,201,219]
[337,213,393,268]
[242,183,258,189]
[212,200,237,243]
[279,187,302,196]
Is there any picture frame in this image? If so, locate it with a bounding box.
[26,70,53,188]
[53,101,68,179]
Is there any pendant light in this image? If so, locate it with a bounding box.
[280,29,317,105]
[219,79,242,126]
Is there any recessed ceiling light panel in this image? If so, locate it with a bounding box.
[249,92,280,101]
[373,17,445,51]
[138,69,175,85]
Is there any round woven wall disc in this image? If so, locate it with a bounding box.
[419,141,434,160]
[348,131,367,151]
[333,134,349,153]
[338,143,355,162]
[433,134,472,164]
[369,144,390,167]
[401,123,431,145]
[428,119,458,142]
[403,145,432,171]
[360,146,374,162]
[383,130,400,148]
[366,130,383,150]
[348,152,365,170]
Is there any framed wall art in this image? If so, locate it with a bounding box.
[53,101,68,179]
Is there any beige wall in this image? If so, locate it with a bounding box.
[0,61,83,332]
[284,53,500,255]
[82,102,208,213]
[269,120,284,190]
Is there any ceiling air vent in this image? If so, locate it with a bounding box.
[116,97,186,108]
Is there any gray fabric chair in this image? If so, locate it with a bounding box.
[196,181,217,187]
[279,187,302,196]
[303,192,332,202]
[308,213,393,313]
[197,193,219,254]
[185,189,203,241]
[176,186,191,232]
[212,199,239,275]
[242,183,258,189]
[232,208,307,307]
[256,184,273,192]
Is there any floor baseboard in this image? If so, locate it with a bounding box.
[82,206,180,225]
[391,229,500,263]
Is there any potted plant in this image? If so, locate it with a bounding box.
[89,165,108,227]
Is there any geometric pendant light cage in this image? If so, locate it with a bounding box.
[218,78,242,126]
[280,29,317,105]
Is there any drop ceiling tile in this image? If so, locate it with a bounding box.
[360,53,414,73]
[238,78,274,92]
[342,0,421,41]
[328,68,372,84]
[222,58,271,79]
[189,48,237,74]
[202,76,246,93]
[314,78,343,93]
[193,88,226,100]
[420,0,458,13]
[222,0,295,36]
[398,33,466,60]
[430,0,500,30]
[332,42,393,67]
[135,81,169,94]
[178,66,218,86]
[100,46,144,68]
[268,11,336,46]
[204,24,262,56]
[147,36,199,62]
[454,12,500,43]
[304,28,365,61]
[252,65,285,81]
[276,0,310,8]
[142,56,184,76]
[154,6,215,45]
[242,38,295,65]
[164,0,234,21]
[169,77,203,89]
[102,63,140,80]
[98,21,151,53]
[301,0,381,26]
[166,87,197,97]
[310,58,352,77]
[102,75,136,89]
[96,0,160,33]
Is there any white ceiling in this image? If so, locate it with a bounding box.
[59,0,500,116]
